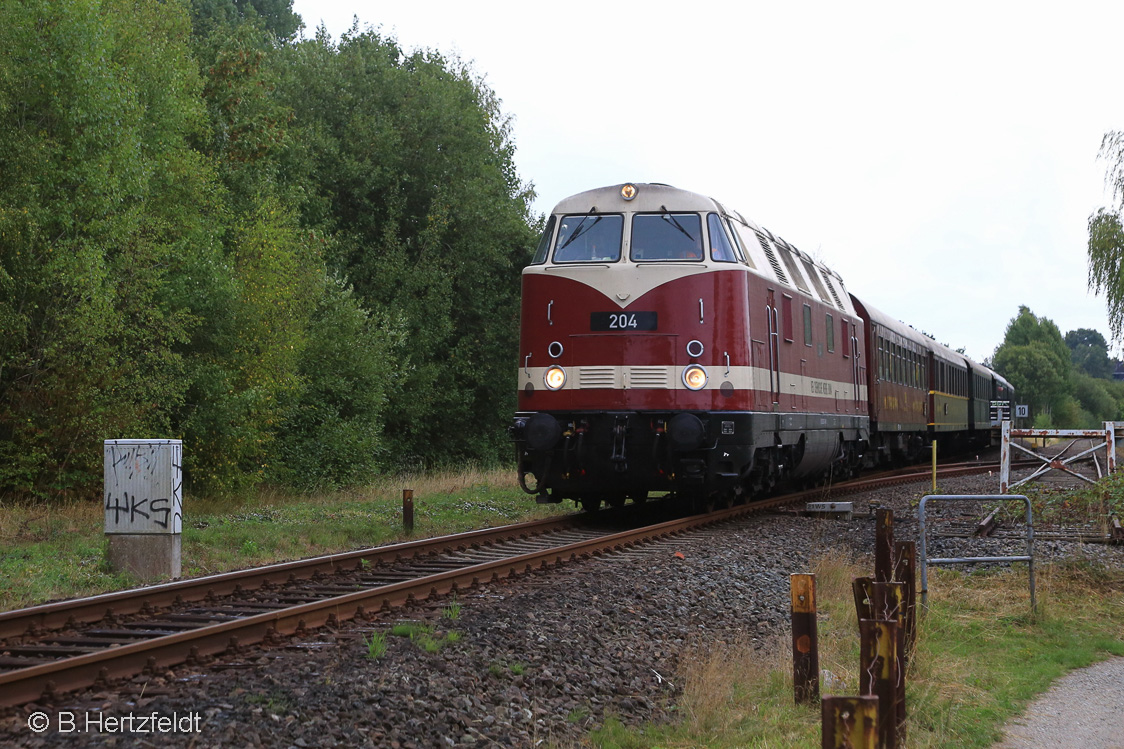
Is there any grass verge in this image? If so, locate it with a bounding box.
[587,550,1124,748]
[0,466,567,611]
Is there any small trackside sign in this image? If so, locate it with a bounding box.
[805,501,853,519]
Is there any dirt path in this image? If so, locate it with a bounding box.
[993,657,1124,748]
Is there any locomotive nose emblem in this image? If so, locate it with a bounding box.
[616,292,630,301]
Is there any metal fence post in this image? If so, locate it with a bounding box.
[894,541,917,651]
[918,494,1035,615]
[1000,420,1011,493]
[821,696,878,749]
[791,573,819,705]
[859,619,899,749]
[875,508,893,583]
[1106,421,1117,474]
[403,488,414,534]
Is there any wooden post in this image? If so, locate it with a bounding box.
[860,619,899,749]
[791,574,819,704]
[822,696,878,749]
[875,508,894,583]
[403,488,414,533]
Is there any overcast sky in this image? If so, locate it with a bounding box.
[290,0,1124,363]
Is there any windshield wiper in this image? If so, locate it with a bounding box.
[556,208,600,252]
[659,205,696,243]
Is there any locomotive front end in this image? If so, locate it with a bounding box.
[511,183,754,510]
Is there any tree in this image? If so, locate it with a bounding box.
[991,307,1072,424]
[276,26,537,467]
[1089,132,1124,342]
[0,0,213,497]
[1065,328,1113,379]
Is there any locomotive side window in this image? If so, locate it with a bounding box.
[803,304,813,346]
[725,218,754,267]
[630,213,703,261]
[531,215,557,264]
[782,295,794,342]
[553,214,623,263]
[707,213,738,262]
[826,314,835,352]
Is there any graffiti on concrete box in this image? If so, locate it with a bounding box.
[104,440,182,534]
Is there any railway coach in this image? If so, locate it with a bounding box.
[510,183,870,510]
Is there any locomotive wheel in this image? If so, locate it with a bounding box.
[579,497,601,512]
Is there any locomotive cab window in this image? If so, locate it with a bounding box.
[553,214,623,263]
[725,218,754,268]
[630,213,703,261]
[531,215,557,265]
[707,213,739,262]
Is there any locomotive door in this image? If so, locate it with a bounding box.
[850,328,862,409]
[765,290,781,405]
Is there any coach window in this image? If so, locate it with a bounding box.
[803,304,813,346]
[826,314,835,352]
[554,214,623,263]
[531,215,557,264]
[707,214,738,262]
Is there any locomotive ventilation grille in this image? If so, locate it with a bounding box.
[578,366,617,388]
[628,366,670,388]
[574,366,673,389]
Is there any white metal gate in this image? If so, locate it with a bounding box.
[999,420,1119,493]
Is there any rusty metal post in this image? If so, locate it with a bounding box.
[875,507,894,583]
[791,574,819,705]
[860,619,899,749]
[852,576,873,627]
[821,695,878,749]
[403,489,414,534]
[872,581,907,740]
[894,541,917,651]
[1000,419,1011,493]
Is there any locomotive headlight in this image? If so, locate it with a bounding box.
[683,365,708,391]
[544,365,567,391]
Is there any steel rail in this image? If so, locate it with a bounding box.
[0,459,1011,707]
[0,502,764,707]
[0,515,586,641]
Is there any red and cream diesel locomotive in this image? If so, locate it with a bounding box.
[510,183,1012,510]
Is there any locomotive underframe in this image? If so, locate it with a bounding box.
[513,409,869,507]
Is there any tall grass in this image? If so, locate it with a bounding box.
[590,550,1124,748]
[0,466,567,610]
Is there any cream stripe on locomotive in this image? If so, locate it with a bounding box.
[520,365,868,401]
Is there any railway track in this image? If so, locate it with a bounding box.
[0,459,1016,708]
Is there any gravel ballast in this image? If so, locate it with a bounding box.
[3,469,1122,747]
